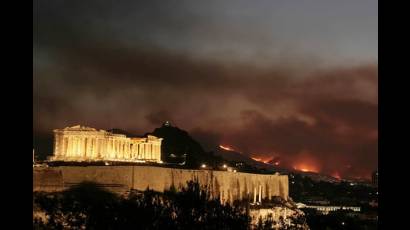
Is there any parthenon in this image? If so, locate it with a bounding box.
[50,125,163,163]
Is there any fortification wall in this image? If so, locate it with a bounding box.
[33,166,288,202]
[33,168,64,192]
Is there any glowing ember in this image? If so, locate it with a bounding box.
[219,145,234,151]
[331,171,341,180]
[251,156,277,164]
[251,157,262,162]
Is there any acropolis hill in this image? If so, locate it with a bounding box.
[34,124,289,203]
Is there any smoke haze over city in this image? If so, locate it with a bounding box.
[34,0,377,179]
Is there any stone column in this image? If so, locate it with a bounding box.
[101,138,105,159]
[118,141,121,159]
[103,138,107,159]
[126,142,130,159]
[157,144,161,161]
[81,137,86,158]
[74,136,78,157]
[93,137,100,159]
[111,139,114,158]
[77,137,81,157]
[116,140,119,159]
[259,185,262,203]
[131,144,134,159]
[78,137,82,158]
[117,140,120,158]
[68,136,73,157]
[151,144,154,159]
[98,138,102,158]
[92,138,96,158]
[143,144,146,159]
[152,145,155,160]
[73,137,78,157]
[139,144,143,159]
[108,139,112,158]
[100,138,105,159]
[89,137,93,158]
[82,137,86,158]
[124,141,127,159]
[121,141,125,159]
[137,143,140,159]
[112,140,116,158]
[70,137,75,157]
[120,141,123,159]
[97,139,101,158]
[147,143,150,159]
[84,138,88,158]
[62,137,67,157]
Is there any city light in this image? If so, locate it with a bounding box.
[201,164,207,169]
[223,164,227,168]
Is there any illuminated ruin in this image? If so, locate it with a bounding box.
[50,125,163,163]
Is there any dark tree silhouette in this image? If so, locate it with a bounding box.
[34,181,251,230]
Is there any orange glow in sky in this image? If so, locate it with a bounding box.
[293,164,319,173]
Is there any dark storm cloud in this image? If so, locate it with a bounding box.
[34,0,377,178]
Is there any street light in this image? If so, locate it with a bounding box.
[201,164,207,169]
[223,164,227,168]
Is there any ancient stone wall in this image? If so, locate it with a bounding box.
[33,168,65,192]
[33,166,289,202]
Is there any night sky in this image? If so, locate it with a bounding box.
[33,0,378,179]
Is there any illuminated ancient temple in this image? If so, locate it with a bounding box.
[49,125,163,163]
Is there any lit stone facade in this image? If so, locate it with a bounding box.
[50,125,163,163]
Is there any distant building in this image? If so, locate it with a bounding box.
[371,170,378,187]
[304,205,361,215]
[49,125,163,163]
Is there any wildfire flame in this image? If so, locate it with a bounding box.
[251,156,277,164]
[251,157,263,162]
[293,165,319,173]
[219,145,234,151]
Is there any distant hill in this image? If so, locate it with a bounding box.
[146,122,224,168]
[214,148,271,169]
